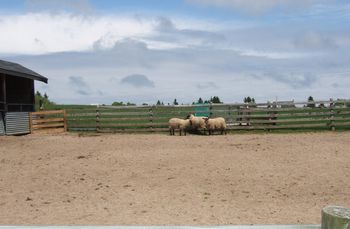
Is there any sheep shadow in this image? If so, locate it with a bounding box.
[186,128,208,136]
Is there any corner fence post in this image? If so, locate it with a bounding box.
[329,99,335,131]
[149,106,153,132]
[96,105,100,133]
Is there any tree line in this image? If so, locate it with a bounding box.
[35,91,350,108]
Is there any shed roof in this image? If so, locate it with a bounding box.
[0,59,48,83]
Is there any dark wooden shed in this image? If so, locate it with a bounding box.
[0,60,48,135]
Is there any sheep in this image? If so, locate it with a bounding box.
[168,118,191,136]
[187,114,208,130]
[206,117,227,135]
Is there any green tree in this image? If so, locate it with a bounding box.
[244,97,256,104]
[126,102,136,106]
[210,96,222,104]
[156,100,161,106]
[35,91,55,110]
[173,99,179,105]
[307,96,315,108]
[244,97,251,103]
[112,101,124,106]
[198,97,203,104]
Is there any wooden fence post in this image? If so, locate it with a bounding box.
[329,99,335,131]
[209,103,213,118]
[228,105,232,123]
[96,105,100,133]
[149,106,153,132]
[322,206,350,229]
[63,110,68,132]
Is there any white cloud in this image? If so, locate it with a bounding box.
[0,12,234,55]
[1,10,349,104]
[0,13,154,54]
[293,31,337,50]
[187,0,328,14]
[25,0,93,14]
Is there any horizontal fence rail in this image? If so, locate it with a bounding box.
[30,110,67,133]
[45,99,350,133]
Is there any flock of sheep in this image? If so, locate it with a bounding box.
[169,114,227,136]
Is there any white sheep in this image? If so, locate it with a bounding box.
[187,114,208,130]
[168,118,191,136]
[206,117,227,135]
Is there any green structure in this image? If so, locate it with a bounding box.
[194,103,210,117]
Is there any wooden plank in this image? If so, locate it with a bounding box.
[31,110,64,115]
[229,123,327,130]
[32,123,65,129]
[67,117,96,121]
[32,117,64,124]
[98,117,151,121]
[231,111,341,119]
[334,122,350,126]
[98,123,167,127]
[97,128,169,133]
[67,112,96,117]
[98,112,149,116]
[229,117,346,125]
[69,124,98,128]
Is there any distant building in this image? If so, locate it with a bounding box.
[0,60,48,135]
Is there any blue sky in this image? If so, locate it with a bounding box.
[0,0,349,104]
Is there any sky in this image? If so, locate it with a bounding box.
[0,0,349,105]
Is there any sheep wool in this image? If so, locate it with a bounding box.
[188,114,208,130]
[206,117,227,135]
[168,118,191,136]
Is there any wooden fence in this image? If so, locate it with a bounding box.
[61,99,350,133]
[30,110,67,133]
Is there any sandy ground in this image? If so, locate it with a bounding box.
[0,132,349,225]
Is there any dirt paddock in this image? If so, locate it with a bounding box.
[0,132,349,225]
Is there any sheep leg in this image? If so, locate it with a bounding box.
[179,129,182,136]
